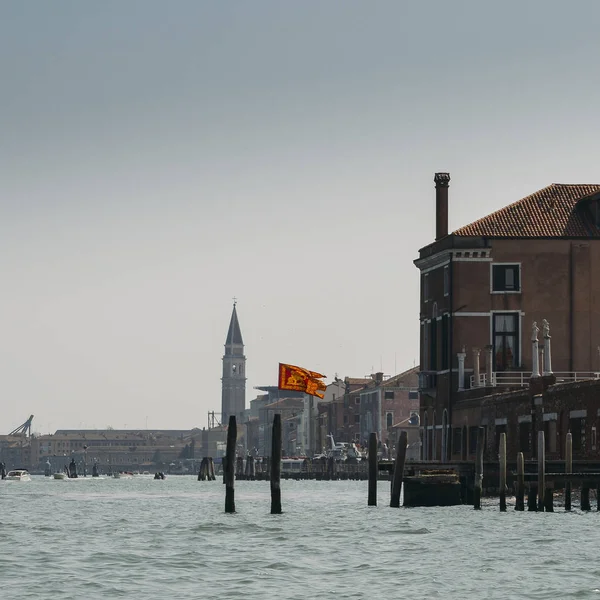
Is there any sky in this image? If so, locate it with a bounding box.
[3,0,600,433]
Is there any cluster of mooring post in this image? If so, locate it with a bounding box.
[475,426,597,512]
[197,457,216,481]
[365,430,408,508]
[220,415,284,514]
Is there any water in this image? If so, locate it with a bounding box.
[1,476,600,599]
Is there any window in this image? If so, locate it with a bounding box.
[495,425,506,454]
[423,273,429,302]
[354,414,360,424]
[452,427,461,455]
[354,397,360,405]
[408,391,418,400]
[422,323,429,370]
[493,313,519,370]
[430,319,438,371]
[386,412,393,428]
[492,264,520,292]
[343,415,348,425]
[384,390,394,400]
[443,265,449,296]
[469,426,479,455]
[441,314,449,370]
[571,417,585,452]
[519,422,531,453]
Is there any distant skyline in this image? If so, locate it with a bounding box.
[3,1,600,433]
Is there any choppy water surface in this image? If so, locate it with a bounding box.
[1,476,599,599]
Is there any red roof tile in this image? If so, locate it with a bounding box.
[453,184,600,238]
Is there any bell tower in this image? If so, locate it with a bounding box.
[221,300,246,424]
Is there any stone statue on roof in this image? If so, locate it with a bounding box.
[531,321,539,342]
[542,319,550,339]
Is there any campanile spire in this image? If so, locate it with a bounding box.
[221,301,246,423]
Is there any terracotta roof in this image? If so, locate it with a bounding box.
[453,184,600,238]
[263,397,304,410]
[345,378,371,385]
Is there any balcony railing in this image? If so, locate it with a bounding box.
[469,371,600,389]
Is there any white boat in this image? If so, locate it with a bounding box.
[5,469,31,481]
[53,472,68,480]
[113,472,133,479]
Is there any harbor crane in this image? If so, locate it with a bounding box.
[8,415,34,438]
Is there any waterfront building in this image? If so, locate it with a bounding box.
[415,173,600,461]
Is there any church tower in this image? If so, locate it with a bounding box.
[221,301,246,424]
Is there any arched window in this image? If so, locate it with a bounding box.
[442,410,448,463]
[432,411,437,461]
[423,412,429,461]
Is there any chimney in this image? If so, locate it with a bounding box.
[434,172,450,240]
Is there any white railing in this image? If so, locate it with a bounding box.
[469,371,600,389]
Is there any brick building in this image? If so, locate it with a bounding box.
[453,378,600,463]
[415,173,600,461]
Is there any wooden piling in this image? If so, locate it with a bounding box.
[224,415,236,513]
[565,432,572,511]
[390,431,408,508]
[208,457,216,480]
[236,456,244,479]
[270,414,282,514]
[515,452,525,511]
[368,432,378,506]
[198,457,207,481]
[499,432,507,512]
[537,430,545,512]
[473,427,484,510]
[245,455,255,481]
[581,485,591,511]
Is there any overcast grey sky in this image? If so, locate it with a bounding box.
[2,1,600,433]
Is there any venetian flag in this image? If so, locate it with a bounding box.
[278,363,327,399]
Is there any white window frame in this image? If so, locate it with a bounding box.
[490,310,522,370]
[443,265,449,297]
[490,262,522,294]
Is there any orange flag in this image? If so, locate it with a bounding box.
[278,363,327,399]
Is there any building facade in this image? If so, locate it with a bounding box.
[415,173,600,461]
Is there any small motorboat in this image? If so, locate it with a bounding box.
[53,472,68,480]
[113,472,133,479]
[5,469,31,481]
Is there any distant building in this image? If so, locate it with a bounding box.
[253,386,306,456]
[28,429,197,473]
[221,302,246,425]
